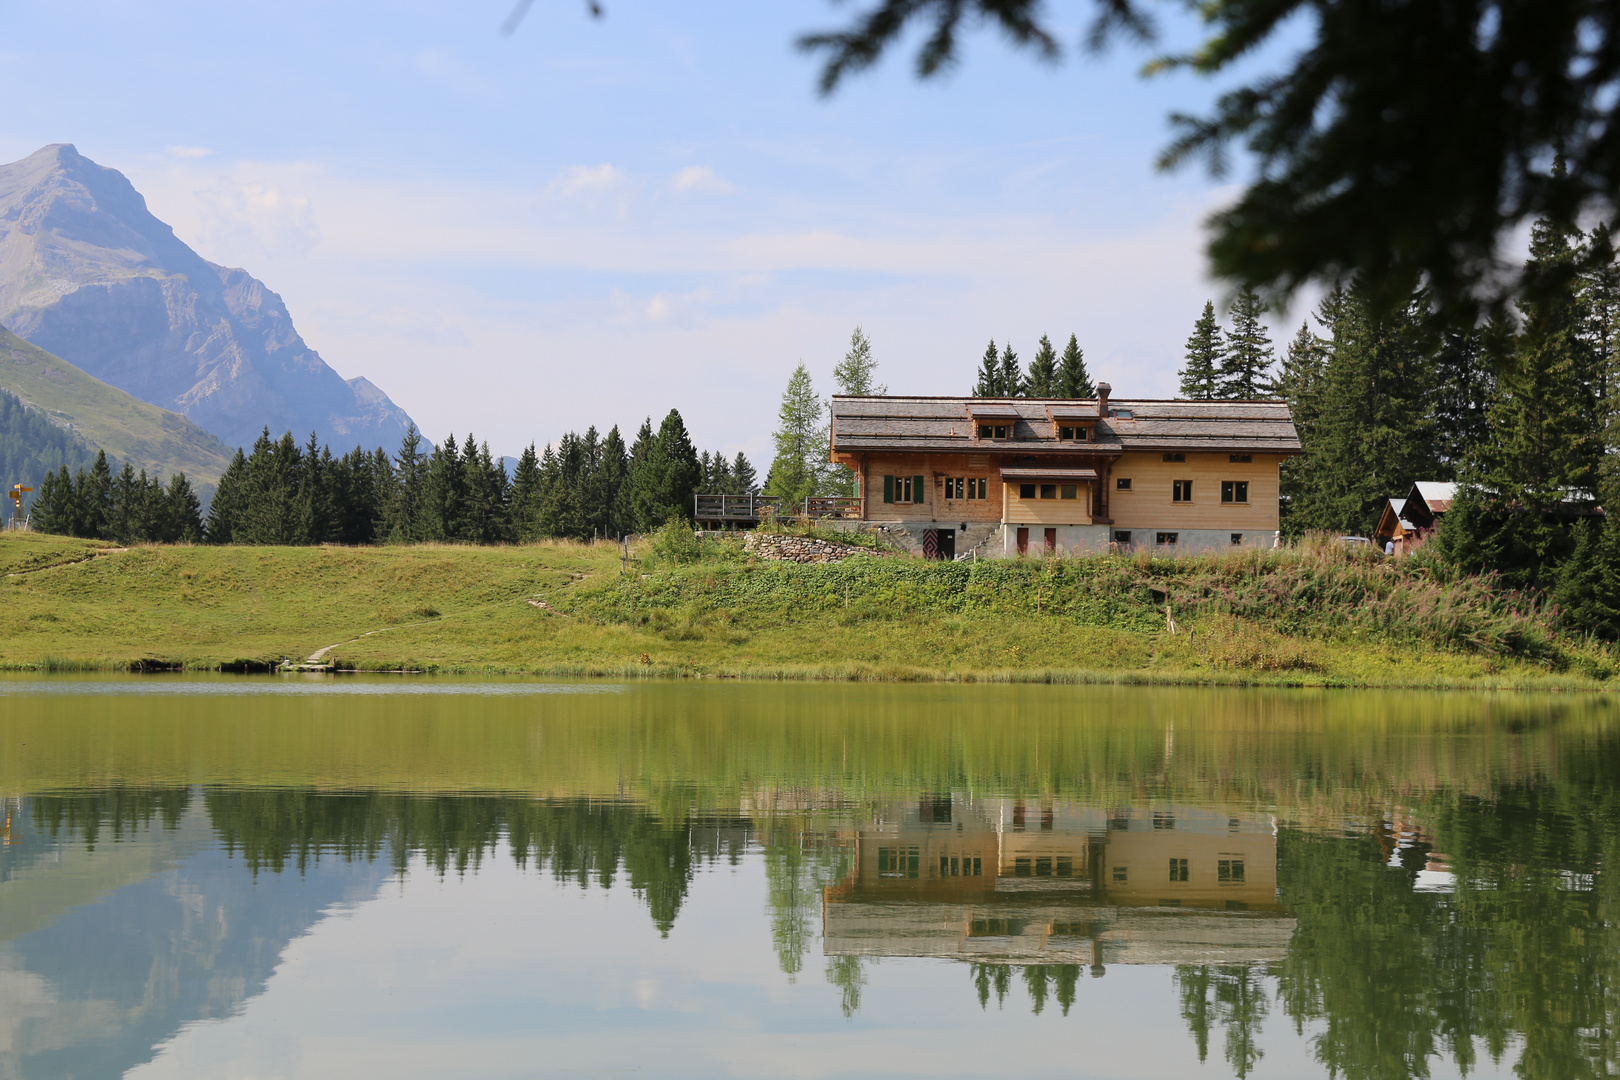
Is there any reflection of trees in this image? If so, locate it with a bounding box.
[762,826,853,979]
[968,964,1082,1017]
[1270,778,1620,1080]
[29,787,191,850]
[1175,966,1269,1079]
[201,790,736,936]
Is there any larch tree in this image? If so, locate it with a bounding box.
[1056,333,1095,398]
[1024,334,1058,397]
[834,326,886,396]
[1179,301,1224,399]
[765,363,829,507]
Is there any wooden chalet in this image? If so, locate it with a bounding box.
[829,385,1301,556]
[1373,482,1456,555]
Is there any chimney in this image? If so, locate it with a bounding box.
[1097,382,1112,418]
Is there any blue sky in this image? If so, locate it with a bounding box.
[0,1,1303,461]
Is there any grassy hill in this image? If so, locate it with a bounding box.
[0,530,1611,689]
[0,327,234,484]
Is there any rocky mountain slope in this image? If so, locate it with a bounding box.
[0,144,414,453]
[0,326,233,483]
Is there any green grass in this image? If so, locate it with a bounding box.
[0,327,234,484]
[1,530,1613,689]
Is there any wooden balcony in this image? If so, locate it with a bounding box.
[802,496,862,520]
[694,494,782,522]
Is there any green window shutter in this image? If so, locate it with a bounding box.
[913,475,925,504]
[883,475,894,503]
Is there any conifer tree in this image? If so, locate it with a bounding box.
[599,425,631,537]
[208,450,246,543]
[1220,289,1276,398]
[419,435,466,542]
[386,424,426,543]
[636,409,701,527]
[1180,301,1224,399]
[764,364,828,508]
[620,418,656,533]
[1055,334,1094,398]
[731,452,758,495]
[83,450,112,540]
[160,473,204,543]
[997,342,1023,397]
[972,339,1000,396]
[1025,335,1058,397]
[508,444,543,541]
[834,326,886,396]
[30,466,69,535]
[1285,285,1439,535]
[1430,327,1495,477]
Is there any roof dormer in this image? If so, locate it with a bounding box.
[1045,403,1097,443]
[966,402,1019,441]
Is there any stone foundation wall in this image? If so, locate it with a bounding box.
[743,532,881,563]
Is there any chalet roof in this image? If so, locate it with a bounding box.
[831,396,1300,455]
[1411,481,1457,513]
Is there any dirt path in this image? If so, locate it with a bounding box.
[4,547,129,577]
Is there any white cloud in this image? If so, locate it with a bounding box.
[671,166,736,195]
[193,175,322,262]
[552,164,626,199]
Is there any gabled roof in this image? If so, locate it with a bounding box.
[1411,482,1457,512]
[830,396,1300,455]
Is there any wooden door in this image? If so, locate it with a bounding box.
[1016,527,1029,555]
[1044,527,1057,553]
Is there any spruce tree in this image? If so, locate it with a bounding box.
[508,444,543,541]
[731,452,758,495]
[30,466,68,536]
[208,450,247,543]
[620,418,656,533]
[834,326,886,395]
[419,435,466,542]
[83,450,112,540]
[1179,301,1223,398]
[764,363,828,508]
[1430,327,1494,478]
[161,473,204,543]
[972,340,1000,396]
[599,425,631,537]
[1220,289,1276,397]
[1025,335,1058,397]
[997,342,1023,397]
[386,424,426,543]
[1055,334,1094,398]
[635,410,700,527]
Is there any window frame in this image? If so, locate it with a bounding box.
[1039,483,1058,500]
[1220,479,1249,504]
[1019,483,1037,500]
[1116,477,1132,491]
[1163,452,1186,463]
[1156,532,1178,546]
[1229,453,1252,463]
[1059,483,1078,500]
[1113,530,1132,545]
[1172,479,1193,503]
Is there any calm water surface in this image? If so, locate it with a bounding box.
[0,675,1616,1080]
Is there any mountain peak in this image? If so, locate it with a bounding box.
[0,145,416,454]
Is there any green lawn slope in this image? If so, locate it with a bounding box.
[0,530,1611,689]
[0,327,234,483]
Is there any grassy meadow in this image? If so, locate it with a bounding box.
[0,527,1613,688]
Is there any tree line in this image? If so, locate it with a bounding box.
[30,407,756,545]
[971,332,1097,398]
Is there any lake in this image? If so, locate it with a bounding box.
[0,675,1615,1079]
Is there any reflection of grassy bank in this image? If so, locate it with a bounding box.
[0,530,1613,688]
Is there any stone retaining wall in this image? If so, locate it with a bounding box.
[743,532,881,563]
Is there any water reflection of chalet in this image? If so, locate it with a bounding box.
[823,797,1294,970]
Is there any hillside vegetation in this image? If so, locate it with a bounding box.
[0,529,1610,688]
[0,327,233,484]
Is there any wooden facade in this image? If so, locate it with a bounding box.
[830,388,1301,554]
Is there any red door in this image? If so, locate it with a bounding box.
[1016,527,1029,555]
[1044,528,1057,554]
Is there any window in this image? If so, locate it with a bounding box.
[1019,483,1036,499]
[1169,858,1190,882]
[1114,409,1133,419]
[1015,857,1032,877]
[1039,483,1057,500]
[1113,530,1132,545]
[947,477,963,499]
[1113,865,1128,882]
[1218,859,1246,883]
[1058,425,1090,441]
[973,478,986,499]
[1035,857,1053,877]
[1157,532,1178,545]
[978,424,1012,439]
[1116,477,1132,491]
[1230,533,1243,546]
[1172,480,1193,502]
[1153,813,1176,830]
[1163,452,1186,462]
[882,475,925,504]
[1229,453,1252,463]
[1221,480,1249,503]
[1060,484,1078,500]
[1056,856,1073,877]
[877,846,920,878]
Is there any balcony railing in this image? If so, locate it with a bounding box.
[693,494,863,521]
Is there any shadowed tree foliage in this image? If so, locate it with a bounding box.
[794,0,1620,322]
[1056,333,1095,398]
[1180,301,1224,399]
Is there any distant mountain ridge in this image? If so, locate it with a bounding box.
[0,144,415,453]
[0,325,233,483]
